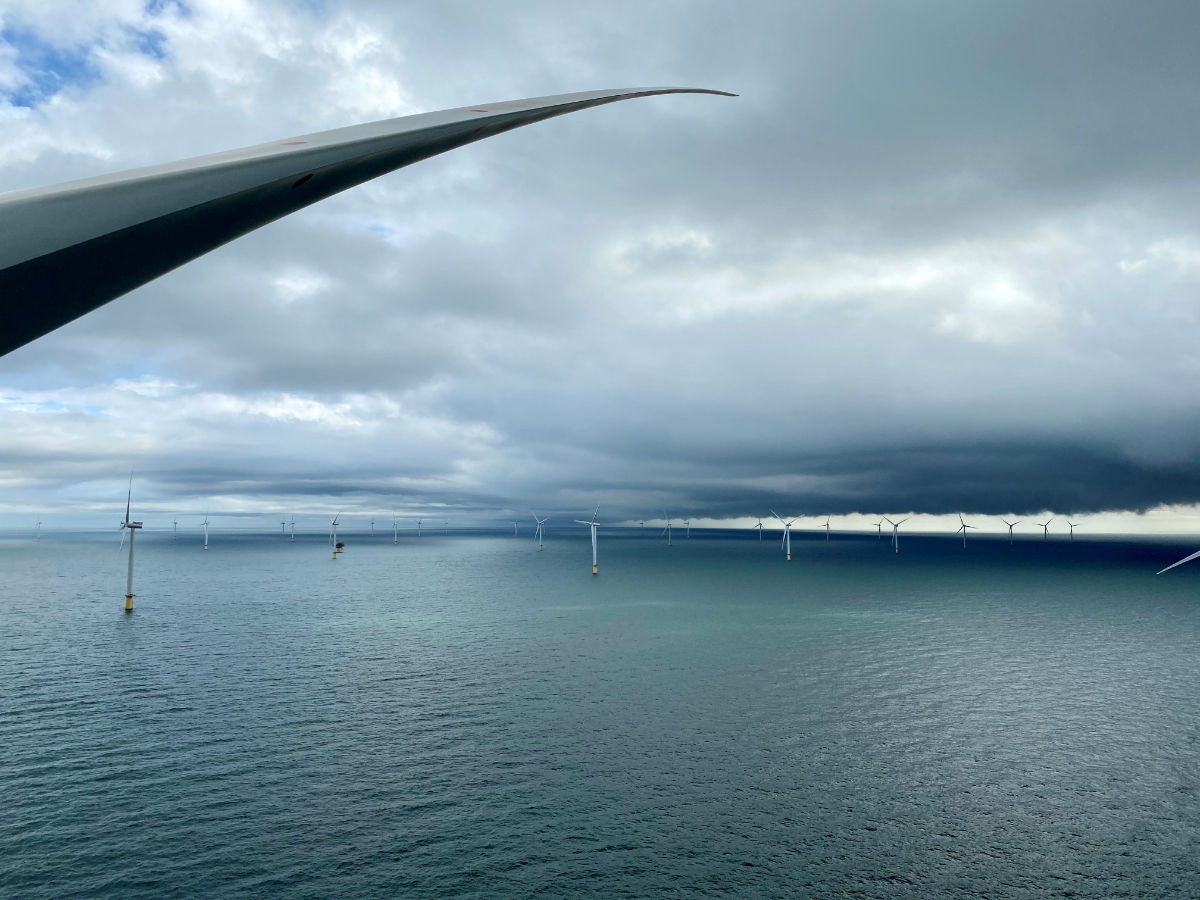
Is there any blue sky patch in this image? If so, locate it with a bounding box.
[2,25,101,108]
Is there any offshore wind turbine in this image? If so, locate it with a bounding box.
[955,514,976,548]
[513,521,519,536]
[370,518,375,537]
[417,519,422,537]
[118,472,142,612]
[202,513,210,551]
[575,505,600,575]
[662,513,673,547]
[35,520,41,540]
[683,517,691,539]
[1036,518,1053,540]
[533,513,548,550]
[281,518,287,536]
[392,514,398,545]
[173,517,178,541]
[819,516,831,541]
[1067,521,1080,540]
[329,513,342,558]
[1001,519,1020,544]
[884,516,909,553]
[289,516,296,543]
[873,520,883,539]
[770,510,799,561]
[754,517,764,542]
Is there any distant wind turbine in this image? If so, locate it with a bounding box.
[819,516,831,541]
[1067,521,1080,541]
[955,514,976,548]
[35,520,41,540]
[118,471,142,612]
[417,519,422,537]
[392,514,398,545]
[662,513,673,547]
[202,513,210,551]
[281,518,287,536]
[1001,519,1020,544]
[1157,547,1200,575]
[638,519,645,531]
[370,518,375,537]
[1036,518,1053,540]
[771,510,800,561]
[329,513,342,558]
[173,517,178,541]
[884,516,909,553]
[513,521,519,536]
[290,516,296,543]
[683,517,691,539]
[533,513,548,550]
[754,517,764,542]
[575,505,600,575]
[873,520,883,539]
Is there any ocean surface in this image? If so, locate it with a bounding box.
[2,528,1199,898]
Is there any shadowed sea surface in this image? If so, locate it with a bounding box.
[2,528,1199,898]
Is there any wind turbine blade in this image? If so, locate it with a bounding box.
[119,527,127,552]
[0,88,734,358]
[1156,548,1200,575]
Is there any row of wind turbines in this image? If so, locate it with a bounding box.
[110,476,1199,608]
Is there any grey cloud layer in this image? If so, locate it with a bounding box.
[3,0,1200,527]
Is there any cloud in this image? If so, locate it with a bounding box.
[4,0,1200,531]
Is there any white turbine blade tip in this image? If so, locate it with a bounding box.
[1156,548,1200,575]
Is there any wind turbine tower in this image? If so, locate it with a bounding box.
[417,519,422,537]
[281,518,287,536]
[684,517,691,539]
[820,516,831,541]
[370,519,375,537]
[1001,519,1020,544]
[873,520,883,539]
[533,513,548,550]
[202,514,210,551]
[771,510,799,561]
[662,513,673,547]
[290,516,295,543]
[393,514,399,545]
[119,473,142,612]
[575,505,600,574]
[955,514,975,548]
[173,518,178,541]
[1037,518,1053,540]
[35,520,41,540]
[329,513,342,558]
[513,521,519,536]
[754,517,764,542]
[1067,521,1080,541]
[884,516,909,553]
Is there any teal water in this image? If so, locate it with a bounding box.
[2,531,1199,897]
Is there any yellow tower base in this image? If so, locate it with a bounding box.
[125,594,133,612]
[786,553,791,560]
[592,565,598,575]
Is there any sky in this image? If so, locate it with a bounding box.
[3,0,1200,536]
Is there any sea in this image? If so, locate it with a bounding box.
[2,528,1199,898]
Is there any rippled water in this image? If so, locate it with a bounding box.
[3,530,1199,897]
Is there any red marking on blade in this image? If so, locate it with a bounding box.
[282,141,307,145]
[470,108,488,113]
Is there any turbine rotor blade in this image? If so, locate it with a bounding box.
[1156,548,1200,575]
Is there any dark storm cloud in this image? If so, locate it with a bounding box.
[4,0,1200,530]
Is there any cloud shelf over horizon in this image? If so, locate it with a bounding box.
[3,0,1200,533]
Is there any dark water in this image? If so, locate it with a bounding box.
[3,529,1199,898]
